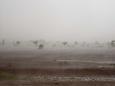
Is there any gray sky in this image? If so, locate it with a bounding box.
[0,0,115,42]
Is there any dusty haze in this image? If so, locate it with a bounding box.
[0,0,115,42]
[1,1,115,85]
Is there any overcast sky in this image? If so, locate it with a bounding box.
[0,0,115,42]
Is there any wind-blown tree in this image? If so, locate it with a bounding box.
[2,40,5,46]
[94,41,101,47]
[81,41,87,47]
[13,41,21,46]
[32,40,38,46]
[111,40,115,47]
[106,42,111,48]
[62,41,68,46]
[52,43,57,47]
[38,44,44,49]
[16,41,21,46]
[74,41,78,45]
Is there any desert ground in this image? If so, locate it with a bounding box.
[0,42,115,86]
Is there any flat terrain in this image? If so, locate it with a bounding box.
[0,47,115,86]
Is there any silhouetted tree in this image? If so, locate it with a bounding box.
[111,40,115,47]
[62,41,68,46]
[16,41,21,45]
[32,40,38,46]
[74,41,78,45]
[38,44,44,49]
[82,41,87,47]
[2,40,5,46]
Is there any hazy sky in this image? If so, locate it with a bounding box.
[0,0,115,42]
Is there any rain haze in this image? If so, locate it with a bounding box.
[0,0,115,42]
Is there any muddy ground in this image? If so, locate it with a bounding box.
[0,48,115,86]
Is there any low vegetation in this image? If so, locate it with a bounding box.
[0,71,17,80]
